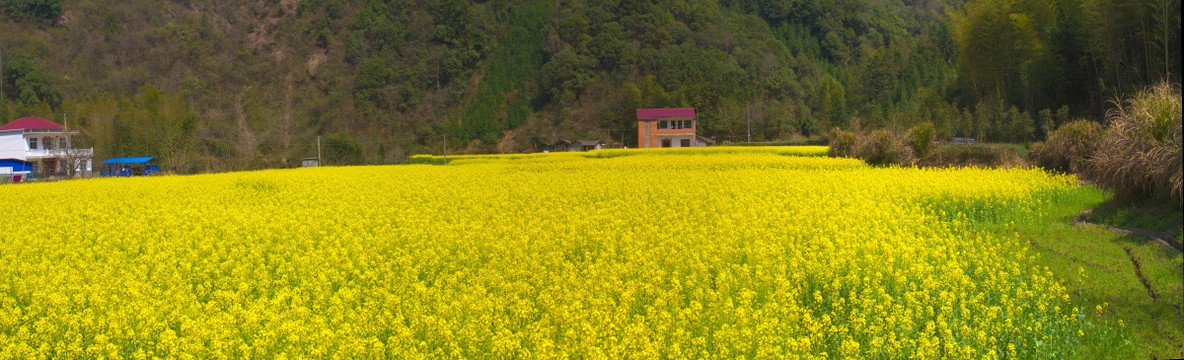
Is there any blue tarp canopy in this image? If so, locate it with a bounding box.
[0,159,33,172]
[103,157,155,165]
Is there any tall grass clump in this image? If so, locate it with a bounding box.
[1029,120,1104,174]
[905,121,936,158]
[1089,82,1182,206]
[854,129,915,165]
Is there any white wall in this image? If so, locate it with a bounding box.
[0,131,27,160]
[72,158,92,173]
[669,136,694,147]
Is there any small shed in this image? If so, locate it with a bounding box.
[538,139,572,152]
[101,157,160,176]
[0,158,33,175]
[695,135,715,147]
[951,137,977,145]
[1,159,33,183]
[571,140,604,152]
[302,157,320,167]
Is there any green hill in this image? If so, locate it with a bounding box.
[0,0,1177,172]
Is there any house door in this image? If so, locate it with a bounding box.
[661,139,671,147]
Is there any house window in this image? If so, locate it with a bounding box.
[680,139,691,147]
[658,121,668,129]
[28,138,38,150]
[685,120,693,129]
[661,139,671,147]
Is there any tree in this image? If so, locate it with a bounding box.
[2,49,59,109]
[539,46,597,108]
[354,56,393,112]
[819,74,847,129]
[1,0,63,23]
[953,0,1047,108]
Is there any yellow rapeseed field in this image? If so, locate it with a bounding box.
[1,147,1094,359]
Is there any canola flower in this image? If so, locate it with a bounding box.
[1,148,1089,359]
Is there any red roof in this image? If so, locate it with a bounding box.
[0,117,64,131]
[636,108,695,119]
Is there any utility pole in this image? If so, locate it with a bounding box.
[63,110,72,177]
[746,103,751,143]
[442,133,447,165]
[316,135,322,166]
[1,43,5,106]
[64,110,70,147]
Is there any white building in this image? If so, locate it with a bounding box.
[0,117,93,178]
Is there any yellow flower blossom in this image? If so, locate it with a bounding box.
[0,147,1088,358]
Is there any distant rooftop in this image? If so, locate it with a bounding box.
[0,117,64,131]
[636,108,695,119]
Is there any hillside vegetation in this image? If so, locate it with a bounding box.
[0,0,1178,172]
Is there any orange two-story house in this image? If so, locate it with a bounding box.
[637,108,709,148]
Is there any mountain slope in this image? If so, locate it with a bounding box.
[9,0,1172,173]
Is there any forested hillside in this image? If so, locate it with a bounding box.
[0,0,1178,172]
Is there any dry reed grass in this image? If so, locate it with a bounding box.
[1029,120,1105,174]
[1090,82,1182,206]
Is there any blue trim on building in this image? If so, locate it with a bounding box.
[103,157,155,165]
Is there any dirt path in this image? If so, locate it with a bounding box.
[1074,209,1183,253]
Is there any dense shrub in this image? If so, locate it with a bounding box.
[323,132,366,165]
[730,138,827,147]
[1029,120,1104,173]
[1090,82,1182,206]
[854,129,915,166]
[906,121,936,158]
[826,126,1030,169]
[918,144,1025,168]
[827,128,858,158]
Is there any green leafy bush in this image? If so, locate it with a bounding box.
[1029,120,1104,174]
[906,121,936,158]
[324,132,366,165]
